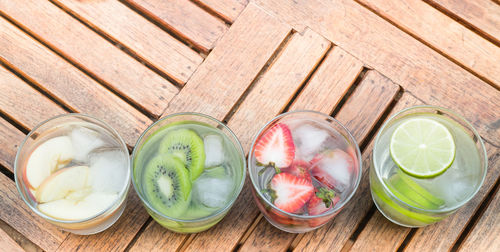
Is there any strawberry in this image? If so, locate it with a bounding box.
[254,123,295,168]
[282,160,311,181]
[310,149,354,190]
[307,187,340,215]
[269,173,314,213]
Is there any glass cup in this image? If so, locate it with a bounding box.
[370,105,488,227]
[131,112,246,233]
[248,111,362,233]
[15,114,131,235]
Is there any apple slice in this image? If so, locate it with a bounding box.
[36,166,89,203]
[25,136,75,189]
[38,192,118,221]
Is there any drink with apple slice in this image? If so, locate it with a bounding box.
[15,114,130,235]
[248,111,362,233]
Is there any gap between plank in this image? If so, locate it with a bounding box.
[49,0,187,89]
[0,163,14,181]
[0,12,160,120]
[397,228,417,251]
[123,217,153,252]
[423,0,500,47]
[233,214,263,251]
[189,0,233,25]
[353,0,500,92]
[330,68,370,118]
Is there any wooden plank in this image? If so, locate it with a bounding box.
[129,222,186,252]
[0,219,42,252]
[193,0,248,23]
[460,183,500,252]
[0,116,24,172]
[129,4,292,251]
[0,227,24,252]
[124,0,228,52]
[295,92,422,251]
[188,28,329,252]
[358,0,500,88]
[404,143,499,251]
[0,18,152,146]
[0,65,66,134]
[53,0,203,84]
[289,46,364,113]
[428,0,500,45]
[254,0,500,146]
[0,0,178,117]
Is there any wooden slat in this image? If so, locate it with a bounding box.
[129,4,292,251]
[0,18,152,146]
[124,0,228,52]
[0,117,24,171]
[254,0,500,146]
[53,0,203,84]
[460,183,500,252]
[289,46,364,113]
[0,219,42,252]
[357,0,500,88]
[187,28,329,252]
[0,227,24,252]
[193,0,248,23]
[428,0,500,45]
[129,222,186,252]
[0,65,66,135]
[0,0,178,117]
[295,92,422,251]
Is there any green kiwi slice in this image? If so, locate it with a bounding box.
[159,129,205,181]
[144,155,192,218]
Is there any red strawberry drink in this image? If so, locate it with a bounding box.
[249,111,362,233]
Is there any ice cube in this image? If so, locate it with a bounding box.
[193,176,233,209]
[70,127,106,162]
[88,150,128,193]
[311,149,353,192]
[293,124,330,161]
[204,135,225,168]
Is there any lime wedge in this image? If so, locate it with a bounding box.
[390,117,455,178]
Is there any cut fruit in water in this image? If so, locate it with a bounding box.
[269,172,314,213]
[307,187,339,215]
[282,160,311,181]
[143,155,192,218]
[25,136,75,189]
[310,149,354,191]
[203,134,225,168]
[38,192,118,221]
[254,123,295,168]
[390,117,455,178]
[36,165,89,203]
[184,204,215,220]
[159,129,205,181]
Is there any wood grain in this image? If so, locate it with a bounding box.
[188,28,329,252]
[129,4,291,251]
[289,46,364,113]
[0,0,178,117]
[357,0,500,88]
[53,0,203,84]
[0,116,24,172]
[129,221,187,252]
[295,92,422,251]
[428,0,500,45]
[0,219,42,252]
[0,18,152,146]
[254,0,500,146]
[0,65,66,134]
[460,183,500,252]
[0,227,25,252]
[124,0,228,52]
[193,0,248,23]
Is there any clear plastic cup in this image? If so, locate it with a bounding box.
[15,114,131,235]
[248,111,362,233]
[131,112,246,233]
[370,106,488,227]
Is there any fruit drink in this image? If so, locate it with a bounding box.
[248,111,362,233]
[132,113,245,233]
[370,106,487,227]
[15,114,130,235]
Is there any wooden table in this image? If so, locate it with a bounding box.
[0,0,499,251]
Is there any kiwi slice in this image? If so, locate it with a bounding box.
[159,129,205,181]
[144,155,192,218]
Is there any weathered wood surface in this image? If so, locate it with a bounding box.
[0,227,24,252]
[0,0,499,251]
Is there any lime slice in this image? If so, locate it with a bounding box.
[390,117,455,178]
[385,170,444,209]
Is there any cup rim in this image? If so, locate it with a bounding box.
[14,113,131,224]
[247,110,363,219]
[372,105,488,213]
[131,112,247,223]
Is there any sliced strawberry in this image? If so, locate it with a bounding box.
[282,160,311,181]
[310,149,354,190]
[254,123,295,168]
[307,187,340,215]
[270,173,314,213]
